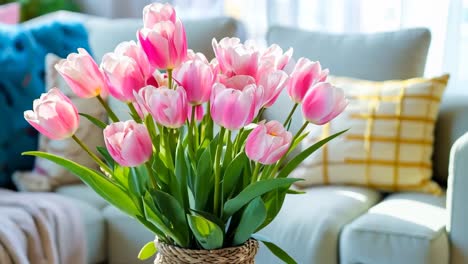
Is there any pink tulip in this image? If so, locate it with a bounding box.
[173,60,214,105]
[256,65,289,108]
[114,41,153,80]
[287,58,329,103]
[101,53,146,102]
[24,88,79,140]
[187,104,205,122]
[219,75,264,116]
[260,44,293,71]
[136,85,188,128]
[138,20,187,70]
[186,49,209,64]
[210,83,262,130]
[143,2,177,28]
[245,120,292,165]
[212,37,259,77]
[301,82,348,125]
[103,120,152,167]
[55,48,108,98]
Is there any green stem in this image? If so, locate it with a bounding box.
[206,100,213,140]
[167,69,173,89]
[191,105,197,150]
[97,95,119,122]
[225,130,232,162]
[145,161,158,189]
[283,103,298,127]
[251,162,261,184]
[213,127,226,217]
[72,135,112,176]
[127,102,142,123]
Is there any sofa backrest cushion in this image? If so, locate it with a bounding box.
[263,27,431,133]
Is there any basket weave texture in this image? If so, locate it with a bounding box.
[154,239,259,264]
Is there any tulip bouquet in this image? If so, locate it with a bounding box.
[23,2,347,263]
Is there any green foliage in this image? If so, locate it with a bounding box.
[24,101,347,264]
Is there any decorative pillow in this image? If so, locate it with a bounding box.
[0,21,91,189]
[291,75,449,194]
[0,3,20,24]
[13,54,107,192]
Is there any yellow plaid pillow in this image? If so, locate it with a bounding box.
[292,75,449,194]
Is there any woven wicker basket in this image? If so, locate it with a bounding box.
[154,239,259,264]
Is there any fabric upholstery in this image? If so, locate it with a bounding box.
[255,186,381,264]
[264,27,431,134]
[103,205,154,264]
[13,53,107,192]
[55,184,108,209]
[291,75,448,194]
[68,196,106,264]
[447,131,468,264]
[340,192,448,264]
[433,94,468,185]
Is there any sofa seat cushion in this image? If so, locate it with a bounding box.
[340,192,448,264]
[67,196,106,264]
[103,205,155,264]
[255,186,381,264]
[55,184,107,209]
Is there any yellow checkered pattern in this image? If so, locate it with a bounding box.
[293,75,449,194]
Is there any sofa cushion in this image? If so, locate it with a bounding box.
[103,205,154,264]
[55,184,107,209]
[255,186,381,264]
[291,75,448,194]
[66,196,106,264]
[264,27,431,134]
[340,192,448,264]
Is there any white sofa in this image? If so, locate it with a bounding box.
[30,12,468,264]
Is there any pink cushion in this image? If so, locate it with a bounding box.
[0,3,20,24]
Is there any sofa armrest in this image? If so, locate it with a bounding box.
[447,131,468,264]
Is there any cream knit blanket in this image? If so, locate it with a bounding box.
[0,190,86,264]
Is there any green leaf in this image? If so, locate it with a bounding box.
[233,197,266,245]
[195,147,213,210]
[143,196,185,247]
[23,151,139,217]
[252,234,297,264]
[79,112,107,129]
[286,189,305,194]
[151,190,189,247]
[222,152,247,200]
[96,146,115,168]
[187,214,224,250]
[258,188,288,231]
[277,129,347,179]
[223,178,301,218]
[189,209,225,231]
[138,241,157,260]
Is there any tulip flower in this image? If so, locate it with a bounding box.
[260,44,293,71]
[287,58,329,103]
[301,82,348,125]
[173,60,214,105]
[212,37,259,77]
[187,104,205,122]
[218,75,264,117]
[210,83,262,130]
[24,88,79,140]
[143,2,176,28]
[114,41,153,80]
[136,85,188,128]
[245,120,292,165]
[256,65,289,108]
[103,120,152,167]
[55,48,108,98]
[101,53,146,102]
[138,20,187,70]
